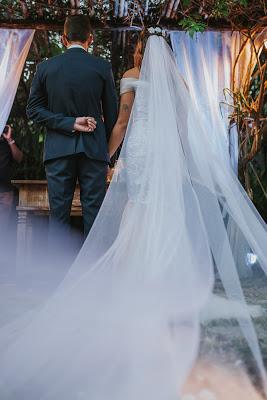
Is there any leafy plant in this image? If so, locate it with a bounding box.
[178,17,207,37]
[212,0,229,18]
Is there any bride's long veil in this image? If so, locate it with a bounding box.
[0,35,266,399]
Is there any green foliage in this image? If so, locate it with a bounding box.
[248,158,267,221]
[159,0,249,12]
[178,17,207,37]
[212,0,229,18]
[238,0,249,6]
[178,0,260,37]
[181,0,191,6]
[211,0,248,19]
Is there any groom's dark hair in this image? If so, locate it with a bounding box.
[64,15,93,43]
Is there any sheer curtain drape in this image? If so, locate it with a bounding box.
[170,30,266,278]
[0,29,34,136]
[170,30,266,174]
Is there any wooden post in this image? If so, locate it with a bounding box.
[16,210,30,274]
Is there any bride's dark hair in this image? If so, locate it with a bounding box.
[133,30,146,70]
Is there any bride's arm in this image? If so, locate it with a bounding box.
[108,91,135,158]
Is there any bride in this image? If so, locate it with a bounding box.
[0,28,266,400]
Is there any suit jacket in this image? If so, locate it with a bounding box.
[26,48,118,163]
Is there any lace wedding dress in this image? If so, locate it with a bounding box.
[0,35,266,400]
[120,77,150,202]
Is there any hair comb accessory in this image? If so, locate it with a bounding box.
[147,26,167,37]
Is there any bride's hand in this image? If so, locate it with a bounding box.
[74,117,97,132]
[107,166,114,183]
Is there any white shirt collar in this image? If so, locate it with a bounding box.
[68,44,87,51]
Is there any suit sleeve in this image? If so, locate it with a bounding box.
[102,64,118,142]
[26,64,76,135]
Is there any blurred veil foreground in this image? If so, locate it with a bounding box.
[0,35,266,400]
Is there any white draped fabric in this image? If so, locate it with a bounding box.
[170,30,266,174]
[171,31,232,169]
[170,30,266,278]
[0,29,34,136]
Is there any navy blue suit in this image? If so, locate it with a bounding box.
[27,47,118,236]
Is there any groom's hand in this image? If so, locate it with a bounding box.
[74,117,97,133]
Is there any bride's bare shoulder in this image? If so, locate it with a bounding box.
[123,67,140,79]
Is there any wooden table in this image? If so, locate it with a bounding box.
[13,179,82,214]
[12,180,82,269]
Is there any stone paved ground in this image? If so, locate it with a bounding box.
[199,276,267,390]
[212,276,267,363]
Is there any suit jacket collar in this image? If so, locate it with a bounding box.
[67,44,87,51]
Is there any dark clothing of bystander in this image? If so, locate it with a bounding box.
[0,137,13,193]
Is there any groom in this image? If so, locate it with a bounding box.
[27,15,118,237]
